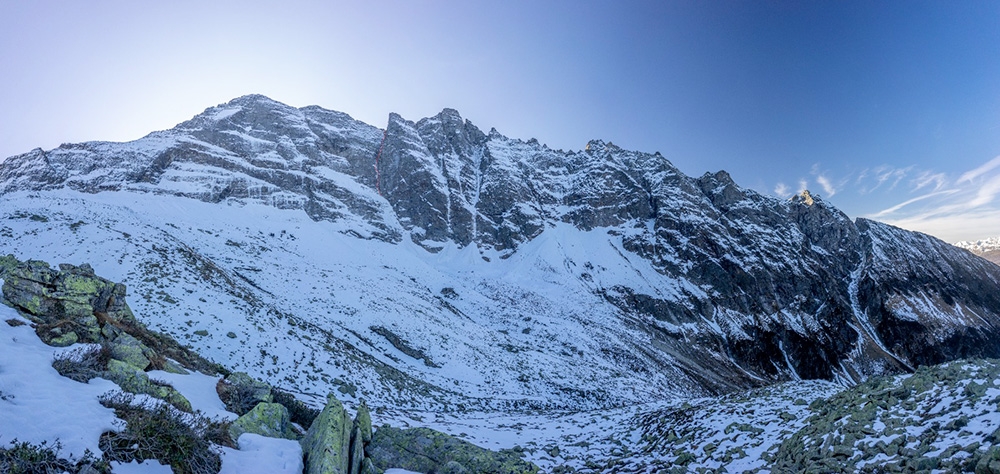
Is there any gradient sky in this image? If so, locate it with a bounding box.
[1,1,998,242]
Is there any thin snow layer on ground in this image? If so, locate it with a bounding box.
[774,359,1000,472]
[0,189,698,411]
[109,459,173,473]
[0,306,119,460]
[219,433,303,474]
[147,370,236,421]
[372,380,844,473]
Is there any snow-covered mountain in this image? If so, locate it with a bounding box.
[955,236,1000,265]
[2,94,1000,413]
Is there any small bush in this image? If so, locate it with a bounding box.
[98,391,228,473]
[0,439,109,474]
[52,344,112,383]
[5,318,26,327]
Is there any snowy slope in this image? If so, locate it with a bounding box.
[3,94,1000,413]
[0,301,303,473]
[0,190,699,411]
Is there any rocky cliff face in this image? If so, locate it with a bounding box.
[2,94,1000,404]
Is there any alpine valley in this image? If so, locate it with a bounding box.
[3,95,1000,473]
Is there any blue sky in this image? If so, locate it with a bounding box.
[1,1,998,242]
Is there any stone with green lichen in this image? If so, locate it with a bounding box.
[349,424,364,474]
[229,402,297,441]
[355,400,372,443]
[359,458,379,474]
[219,372,273,414]
[109,331,154,370]
[2,260,136,345]
[978,445,1000,474]
[0,254,19,280]
[104,359,192,412]
[301,394,352,474]
[161,359,189,375]
[366,425,539,474]
[48,331,79,347]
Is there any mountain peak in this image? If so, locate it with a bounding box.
[792,189,817,206]
[226,94,281,106]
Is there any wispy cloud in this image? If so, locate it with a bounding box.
[958,155,1000,183]
[912,170,947,192]
[870,189,960,218]
[969,173,1000,208]
[868,155,1000,242]
[774,182,790,197]
[815,174,836,197]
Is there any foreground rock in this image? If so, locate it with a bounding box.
[2,260,135,346]
[366,426,539,474]
[1,257,221,411]
[301,394,355,474]
[218,371,274,415]
[229,402,298,441]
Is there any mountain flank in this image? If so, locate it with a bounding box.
[1,94,1000,408]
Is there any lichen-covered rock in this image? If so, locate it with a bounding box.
[366,426,538,474]
[104,359,192,412]
[1,260,137,345]
[0,254,19,281]
[348,425,364,474]
[108,331,154,370]
[359,458,379,474]
[301,394,352,474]
[219,371,273,415]
[978,445,1000,474]
[47,330,79,347]
[228,402,297,441]
[355,401,372,443]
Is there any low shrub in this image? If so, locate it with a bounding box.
[0,439,109,474]
[98,391,230,473]
[52,344,112,383]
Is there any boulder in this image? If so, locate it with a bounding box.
[108,331,154,370]
[104,359,192,412]
[219,371,273,415]
[366,426,538,474]
[359,458,379,474]
[355,401,373,443]
[229,402,298,441]
[0,254,18,280]
[978,445,1000,474]
[1,260,137,345]
[301,394,352,474]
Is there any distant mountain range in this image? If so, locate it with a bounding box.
[955,236,1000,265]
[2,94,1000,412]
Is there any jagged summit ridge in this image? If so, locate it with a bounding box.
[2,95,1000,405]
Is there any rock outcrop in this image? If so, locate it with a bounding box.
[300,394,359,474]
[1,257,219,409]
[229,402,298,441]
[217,371,274,415]
[366,426,539,474]
[2,260,136,346]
